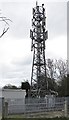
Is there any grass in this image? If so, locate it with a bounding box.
[2,117,69,120]
[1,111,69,120]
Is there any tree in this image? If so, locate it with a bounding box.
[46,59,59,93]
[55,59,67,80]
[46,59,68,96]
[3,84,18,89]
[57,74,69,97]
[21,81,30,98]
[46,59,55,79]
[46,59,67,80]
[0,10,12,38]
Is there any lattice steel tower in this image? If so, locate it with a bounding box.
[30,2,48,97]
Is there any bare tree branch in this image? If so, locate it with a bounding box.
[0,27,9,38]
[0,11,12,38]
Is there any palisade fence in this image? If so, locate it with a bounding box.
[1,96,69,118]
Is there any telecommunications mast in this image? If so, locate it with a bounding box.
[30,2,48,97]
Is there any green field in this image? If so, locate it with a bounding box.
[2,117,69,120]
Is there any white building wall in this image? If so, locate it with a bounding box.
[2,89,26,108]
[0,89,26,114]
[2,89,26,99]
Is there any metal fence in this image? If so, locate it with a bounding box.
[0,98,2,113]
[1,96,69,118]
[25,97,64,113]
[0,97,2,120]
[2,96,69,117]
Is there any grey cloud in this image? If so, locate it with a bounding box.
[12,55,32,66]
[0,55,32,85]
[0,61,31,87]
[0,1,67,87]
[46,2,67,39]
[1,2,32,39]
[67,1,69,72]
[0,2,67,39]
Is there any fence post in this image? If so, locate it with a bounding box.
[64,99,68,117]
[2,97,5,120]
[4,102,8,118]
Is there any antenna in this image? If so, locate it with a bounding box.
[36,1,38,6]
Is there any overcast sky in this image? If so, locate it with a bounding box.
[0,0,67,87]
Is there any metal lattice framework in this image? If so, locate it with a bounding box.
[30,2,48,97]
